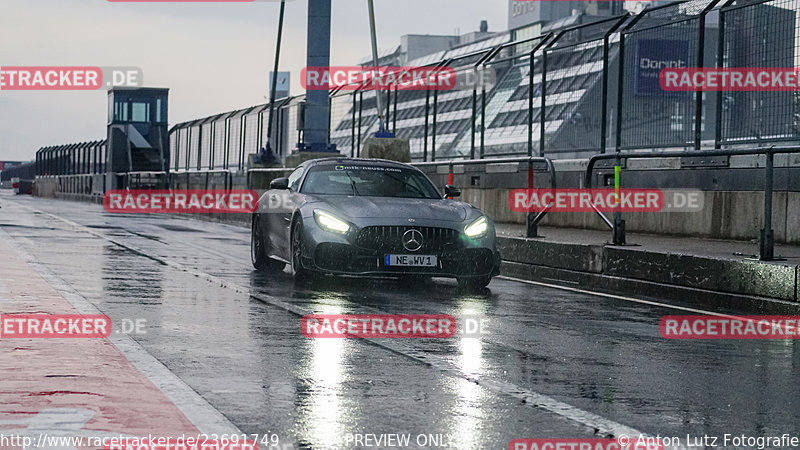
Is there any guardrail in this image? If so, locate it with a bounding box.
[116,171,170,190]
[413,156,556,238]
[168,170,233,191]
[585,146,800,261]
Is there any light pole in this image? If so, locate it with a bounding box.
[367,0,392,137]
[261,0,286,162]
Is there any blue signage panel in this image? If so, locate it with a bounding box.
[635,39,690,96]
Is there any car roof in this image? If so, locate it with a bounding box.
[304,157,414,170]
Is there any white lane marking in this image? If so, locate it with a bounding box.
[9,202,655,441]
[499,275,800,336]
[498,275,746,319]
[0,225,241,436]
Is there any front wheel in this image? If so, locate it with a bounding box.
[251,216,285,272]
[291,217,314,280]
[457,276,492,291]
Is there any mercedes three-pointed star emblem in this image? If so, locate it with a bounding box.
[402,229,424,252]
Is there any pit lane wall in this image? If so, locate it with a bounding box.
[498,237,800,310]
[30,153,800,243]
[420,154,800,244]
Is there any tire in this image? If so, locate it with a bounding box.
[291,217,313,280]
[457,276,492,291]
[251,215,285,272]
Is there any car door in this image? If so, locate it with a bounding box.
[267,166,304,260]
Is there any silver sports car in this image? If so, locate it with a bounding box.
[250,157,501,289]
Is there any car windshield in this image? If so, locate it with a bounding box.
[300,164,441,199]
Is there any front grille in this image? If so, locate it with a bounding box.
[355,226,461,253]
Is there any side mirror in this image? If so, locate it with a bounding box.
[444,184,461,198]
[270,177,290,190]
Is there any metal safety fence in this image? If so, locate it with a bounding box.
[157,0,799,168]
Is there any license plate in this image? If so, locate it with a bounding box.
[384,254,437,267]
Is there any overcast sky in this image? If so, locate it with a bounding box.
[0,0,507,162]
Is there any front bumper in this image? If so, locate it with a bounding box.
[300,221,501,278]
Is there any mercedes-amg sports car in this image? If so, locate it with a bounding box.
[250,157,501,289]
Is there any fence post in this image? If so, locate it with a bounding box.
[714,4,730,149]
[540,50,547,156]
[601,15,629,154]
[528,54,534,157]
[392,85,398,134]
[480,83,486,159]
[526,157,537,237]
[615,30,626,152]
[612,157,626,245]
[760,151,775,261]
[351,92,357,157]
[694,1,721,150]
[432,84,438,161]
[423,90,430,162]
[471,81,477,159]
[357,92,363,157]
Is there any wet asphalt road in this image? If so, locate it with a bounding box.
[2,193,800,449]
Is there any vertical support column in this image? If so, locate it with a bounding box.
[600,35,610,154]
[471,82,477,159]
[612,160,625,245]
[351,92,357,157]
[760,151,775,261]
[480,82,486,159]
[714,8,726,149]
[303,0,332,152]
[357,92,363,156]
[392,85,397,134]
[540,50,547,156]
[423,90,430,161]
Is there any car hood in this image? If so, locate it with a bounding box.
[314,196,470,222]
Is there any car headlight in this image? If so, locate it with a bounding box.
[314,210,350,233]
[464,216,488,238]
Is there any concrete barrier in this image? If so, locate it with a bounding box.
[498,236,800,310]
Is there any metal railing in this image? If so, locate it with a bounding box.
[585,146,800,260]
[168,170,233,191]
[413,156,556,237]
[117,171,170,190]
